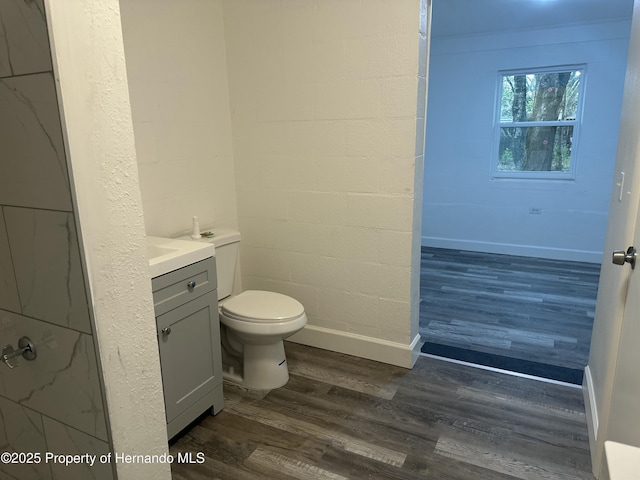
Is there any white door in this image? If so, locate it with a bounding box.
[586,0,640,476]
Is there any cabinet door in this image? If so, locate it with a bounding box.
[156,290,221,423]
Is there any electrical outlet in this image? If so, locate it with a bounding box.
[529,207,542,215]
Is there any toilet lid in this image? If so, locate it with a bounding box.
[220,290,305,322]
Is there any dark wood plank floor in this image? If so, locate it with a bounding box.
[420,247,601,371]
[170,342,594,480]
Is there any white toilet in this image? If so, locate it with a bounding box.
[198,227,307,390]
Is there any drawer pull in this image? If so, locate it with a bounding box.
[161,327,172,336]
[187,281,196,290]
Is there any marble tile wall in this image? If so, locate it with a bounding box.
[0,73,72,211]
[3,208,90,333]
[0,1,111,479]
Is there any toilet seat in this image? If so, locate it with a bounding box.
[220,290,305,323]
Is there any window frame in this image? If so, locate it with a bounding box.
[491,64,587,181]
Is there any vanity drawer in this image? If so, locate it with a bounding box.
[152,257,217,315]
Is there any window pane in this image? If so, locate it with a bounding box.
[500,70,581,122]
[499,126,573,172]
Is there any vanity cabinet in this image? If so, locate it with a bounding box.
[151,257,223,439]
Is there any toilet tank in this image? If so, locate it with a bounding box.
[205,227,240,300]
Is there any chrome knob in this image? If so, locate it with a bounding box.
[187,281,196,290]
[612,246,636,269]
[161,327,171,336]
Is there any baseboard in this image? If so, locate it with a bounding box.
[287,325,422,369]
[583,365,599,474]
[422,236,602,264]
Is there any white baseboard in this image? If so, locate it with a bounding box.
[287,325,422,369]
[583,365,599,474]
[422,236,602,264]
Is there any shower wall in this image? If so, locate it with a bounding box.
[0,1,111,479]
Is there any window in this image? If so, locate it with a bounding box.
[493,65,585,179]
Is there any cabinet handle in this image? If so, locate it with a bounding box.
[161,327,171,336]
[187,281,196,290]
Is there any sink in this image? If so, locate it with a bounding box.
[146,236,214,278]
[147,244,178,259]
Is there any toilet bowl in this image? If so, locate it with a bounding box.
[184,227,307,390]
[219,290,306,389]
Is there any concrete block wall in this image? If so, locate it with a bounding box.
[99,0,426,367]
[224,0,425,365]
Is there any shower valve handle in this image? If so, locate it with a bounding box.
[1,337,37,369]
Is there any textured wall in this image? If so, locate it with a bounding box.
[45,0,171,479]
[0,1,111,479]
[223,0,424,362]
[121,0,238,238]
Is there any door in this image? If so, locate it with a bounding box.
[586,0,640,476]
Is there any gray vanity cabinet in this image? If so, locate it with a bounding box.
[151,257,223,439]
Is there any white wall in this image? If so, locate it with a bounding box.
[422,20,631,262]
[223,0,426,367]
[120,0,238,238]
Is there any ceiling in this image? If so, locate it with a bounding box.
[431,0,635,38]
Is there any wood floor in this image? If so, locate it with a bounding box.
[420,247,601,371]
[170,342,594,480]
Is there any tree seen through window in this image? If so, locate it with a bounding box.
[497,67,583,176]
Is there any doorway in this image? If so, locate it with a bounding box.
[420,0,635,383]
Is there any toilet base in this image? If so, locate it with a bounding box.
[222,340,290,390]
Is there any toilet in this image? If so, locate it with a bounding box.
[195,227,307,390]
